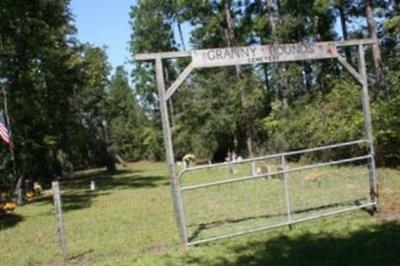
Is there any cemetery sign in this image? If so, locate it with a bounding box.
[191,42,338,68]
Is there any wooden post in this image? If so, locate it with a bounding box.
[155,58,188,245]
[52,181,68,257]
[358,45,378,210]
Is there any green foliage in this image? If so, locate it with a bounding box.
[0,150,13,190]
[0,2,132,187]
[129,0,179,161]
[0,0,80,182]
[263,79,364,156]
[107,66,146,161]
[173,70,239,159]
[374,86,400,166]
[68,45,111,169]
[384,16,400,37]
[141,123,164,161]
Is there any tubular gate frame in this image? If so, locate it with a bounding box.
[134,39,379,246]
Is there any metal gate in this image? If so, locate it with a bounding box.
[178,140,376,245]
[135,39,379,246]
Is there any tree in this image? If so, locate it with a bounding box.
[107,65,145,161]
[75,45,114,171]
[334,0,352,60]
[130,0,177,160]
[364,0,387,95]
[0,0,81,187]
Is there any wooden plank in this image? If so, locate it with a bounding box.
[135,51,191,61]
[337,54,363,84]
[165,61,194,100]
[191,42,339,68]
[334,38,376,47]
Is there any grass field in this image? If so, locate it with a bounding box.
[1,161,400,266]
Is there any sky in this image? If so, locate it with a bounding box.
[71,0,135,77]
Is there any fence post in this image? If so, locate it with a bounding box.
[52,181,68,257]
[358,44,379,211]
[281,155,292,227]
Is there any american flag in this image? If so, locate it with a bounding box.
[0,111,10,146]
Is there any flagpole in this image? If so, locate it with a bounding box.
[2,85,21,204]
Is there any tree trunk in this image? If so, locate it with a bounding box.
[266,0,277,40]
[265,0,288,106]
[303,62,312,92]
[56,149,73,177]
[223,0,256,165]
[103,123,116,173]
[246,125,256,173]
[106,155,116,172]
[263,63,271,92]
[177,20,186,50]
[223,0,241,78]
[337,5,351,61]
[365,0,387,96]
[223,0,256,173]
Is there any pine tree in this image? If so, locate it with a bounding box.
[107,65,145,160]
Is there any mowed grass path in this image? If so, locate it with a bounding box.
[1,161,400,266]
